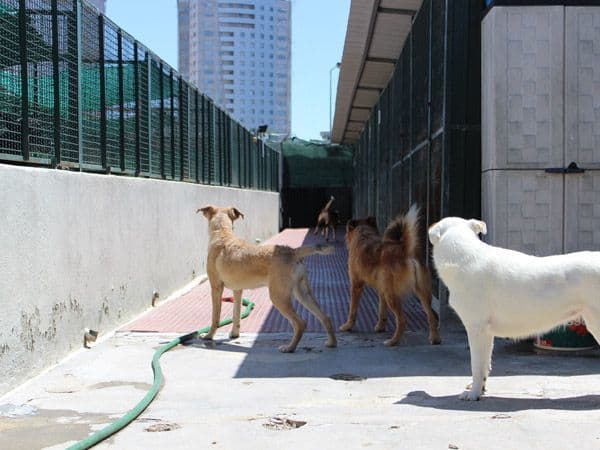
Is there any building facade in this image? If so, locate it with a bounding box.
[86,0,106,14]
[178,0,291,138]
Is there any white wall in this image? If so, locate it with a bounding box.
[0,164,279,395]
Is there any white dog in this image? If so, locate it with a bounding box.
[428,217,600,400]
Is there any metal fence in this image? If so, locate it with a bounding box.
[0,0,279,191]
[352,0,482,306]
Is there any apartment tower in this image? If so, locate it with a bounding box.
[178,0,291,138]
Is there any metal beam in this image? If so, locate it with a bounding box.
[377,6,416,15]
[365,56,397,64]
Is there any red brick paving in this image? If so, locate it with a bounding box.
[121,228,429,334]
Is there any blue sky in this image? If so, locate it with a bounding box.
[105,0,351,141]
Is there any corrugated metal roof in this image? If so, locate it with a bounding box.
[331,0,422,144]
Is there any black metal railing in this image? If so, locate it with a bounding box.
[0,0,279,191]
[352,0,482,302]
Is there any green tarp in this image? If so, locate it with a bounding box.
[281,137,353,188]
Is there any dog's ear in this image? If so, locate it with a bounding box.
[468,219,487,236]
[366,216,377,229]
[428,222,442,245]
[197,205,216,219]
[346,219,358,232]
[228,207,244,221]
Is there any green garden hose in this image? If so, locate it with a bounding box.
[67,298,255,450]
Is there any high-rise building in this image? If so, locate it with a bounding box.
[86,0,106,14]
[178,0,291,138]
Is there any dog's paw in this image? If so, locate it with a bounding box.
[339,322,354,332]
[326,337,337,348]
[429,335,442,345]
[383,338,399,347]
[278,344,296,353]
[229,331,239,339]
[201,333,215,341]
[459,389,482,401]
[374,321,386,332]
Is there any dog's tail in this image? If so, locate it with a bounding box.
[383,203,420,258]
[294,244,334,260]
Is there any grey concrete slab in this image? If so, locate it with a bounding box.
[1,330,599,450]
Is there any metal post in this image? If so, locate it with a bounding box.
[51,0,61,165]
[147,53,152,174]
[179,77,184,181]
[117,30,125,172]
[194,90,199,183]
[169,71,175,179]
[99,14,107,169]
[18,0,29,161]
[159,62,165,178]
[76,0,83,170]
[329,62,340,141]
[134,41,140,175]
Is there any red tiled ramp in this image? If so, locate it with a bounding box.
[121,228,429,334]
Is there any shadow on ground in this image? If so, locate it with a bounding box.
[397,390,600,412]
[182,331,600,380]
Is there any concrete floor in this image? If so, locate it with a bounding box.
[2,227,600,449]
[1,328,599,450]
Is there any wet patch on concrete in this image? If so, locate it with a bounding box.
[89,381,153,391]
[0,408,114,450]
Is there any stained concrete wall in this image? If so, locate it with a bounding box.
[0,164,279,395]
[482,5,600,256]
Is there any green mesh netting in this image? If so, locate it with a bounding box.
[281,137,353,188]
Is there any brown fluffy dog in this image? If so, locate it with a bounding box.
[341,205,441,346]
[198,205,337,353]
[313,196,336,241]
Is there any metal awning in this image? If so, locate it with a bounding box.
[331,0,422,144]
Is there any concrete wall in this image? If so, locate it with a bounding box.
[0,164,279,396]
[482,5,600,256]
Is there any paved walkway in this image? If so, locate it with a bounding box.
[122,227,429,334]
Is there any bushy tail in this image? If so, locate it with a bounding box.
[382,204,420,258]
[294,244,334,260]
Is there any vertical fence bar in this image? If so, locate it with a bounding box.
[169,70,175,179]
[117,30,125,172]
[147,52,152,172]
[18,0,29,161]
[178,76,184,180]
[76,0,83,169]
[99,14,107,169]
[159,61,165,178]
[51,0,61,165]
[194,90,199,183]
[134,41,140,175]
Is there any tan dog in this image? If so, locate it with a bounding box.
[198,205,337,352]
[340,205,441,346]
[313,196,336,241]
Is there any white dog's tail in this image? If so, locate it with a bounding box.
[383,204,420,258]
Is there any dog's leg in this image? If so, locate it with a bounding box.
[461,327,494,401]
[293,276,337,348]
[331,225,336,241]
[269,283,306,353]
[414,268,442,345]
[229,289,243,339]
[340,280,364,331]
[384,295,406,346]
[203,281,225,340]
[374,294,387,332]
[324,225,329,241]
